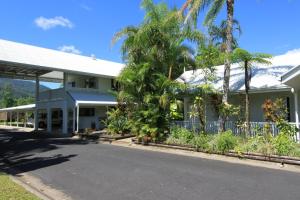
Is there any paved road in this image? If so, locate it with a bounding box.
[1,129,300,200]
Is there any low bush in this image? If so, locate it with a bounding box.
[209,130,237,153]
[105,108,129,135]
[272,132,297,156]
[169,126,195,143]
[191,134,211,151]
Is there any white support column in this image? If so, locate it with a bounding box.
[9,112,12,126]
[47,107,52,133]
[34,75,40,131]
[294,90,300,142]
[24,112,27,128]
[183,97,189,121]
[62,103,68,135]
[16,111,19,127]
[76,105,79,133]
[73,107,76,133]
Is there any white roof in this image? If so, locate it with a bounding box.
[0,104,35,112]
[178,49,300,93]
[69,91,117,106]
[0,39,125,79]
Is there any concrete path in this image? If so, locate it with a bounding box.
[1,129,300,200]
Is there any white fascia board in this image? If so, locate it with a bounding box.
[76,101,118,106]
[0,104,35,112]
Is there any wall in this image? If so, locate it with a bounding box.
[78,106,108,130]
[184,90,296,122]
[66,73,112,93]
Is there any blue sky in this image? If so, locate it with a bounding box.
[0,0,299,63]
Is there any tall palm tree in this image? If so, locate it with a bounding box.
[181,0,235,132]
[233,48,272,136]
[208,19,242,52]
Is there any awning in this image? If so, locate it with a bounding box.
[0,104,35,112]
[68,91,118,106]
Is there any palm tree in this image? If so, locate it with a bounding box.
[181,0,235,132]
[233,48,272,137]
[208,19,242,52]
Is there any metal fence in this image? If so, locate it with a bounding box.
[171,120,300,142]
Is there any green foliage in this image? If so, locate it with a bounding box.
[272,133,296,156]
[0,84,15,108]
[113,0,204,141]
[170,100,183,120]
[209,130,237,153]
[208,19,242,52]
[16,96,34,106]
[166,126,195,145]
[191,134,211,151]
[218,102,240,121]
[105,108,129,135]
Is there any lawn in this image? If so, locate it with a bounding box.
[0,172,40,200]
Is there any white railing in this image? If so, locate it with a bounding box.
[171,121,299,142]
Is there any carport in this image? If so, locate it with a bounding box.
[0,104,35,128]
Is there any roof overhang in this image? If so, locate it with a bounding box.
[76,101,117,106]
[281,65,300,90]
[0,104,35,112]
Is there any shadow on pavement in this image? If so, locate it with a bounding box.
[0,128,93,174]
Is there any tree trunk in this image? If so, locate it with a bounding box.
[218,0,234,133]
[245,61,250,137]
[168,65,173,80]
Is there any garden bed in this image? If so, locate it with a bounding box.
[132,138,300,166]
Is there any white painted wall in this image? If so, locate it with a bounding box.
[184,91,296,122]
[66,73,112,92]
[78,106,108,130]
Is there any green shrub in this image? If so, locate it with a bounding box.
[272,132,296,156]
[170,126,194,143]
[165,136,190,146]
[235,134,275,156]
[105,108,129,135]
[165,126,195,146]
[209,130,237,153]
[191,134,211,151]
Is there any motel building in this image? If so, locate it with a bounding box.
[0,39,124,135]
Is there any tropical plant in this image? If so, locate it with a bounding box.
[209,130,237,153]
[0,84,15,108]
[112,0,202,141]
[181,0,236,132]
[166,126,195,145]
[104,107,129,135]
[208,19,242,52]
[233,48,272,137]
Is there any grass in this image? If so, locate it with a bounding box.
[0,172,40,200]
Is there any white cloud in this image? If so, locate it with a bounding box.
[80,4,92,11]
[35,16,74,30]
[58,45,81,55]
[285,48,300,55]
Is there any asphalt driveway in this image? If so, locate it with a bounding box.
[0,128,300,200]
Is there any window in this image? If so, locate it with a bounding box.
[79,108,95,117]
[85,78,96,89]
[68,81,76,88]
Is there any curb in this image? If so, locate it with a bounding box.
[105,140,300,173]
[10,175,54,200]
[131,140,300,166]
[1,165,71,200]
